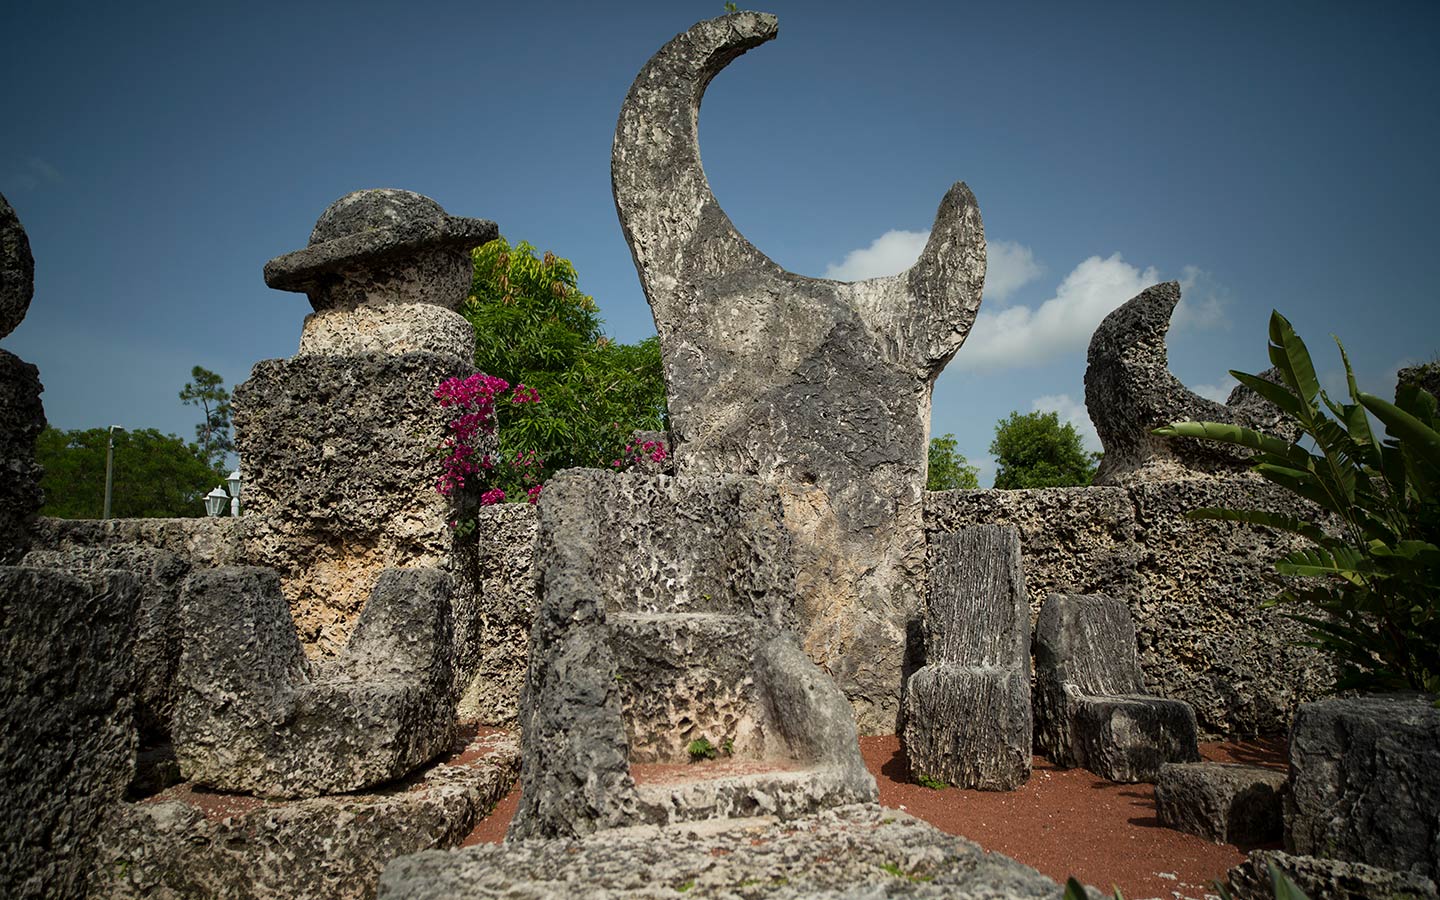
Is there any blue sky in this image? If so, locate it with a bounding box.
[4,0,1438,484]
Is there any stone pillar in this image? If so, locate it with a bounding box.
[0,193,43,564]
[611,13,986,733]
[235,189,496,657]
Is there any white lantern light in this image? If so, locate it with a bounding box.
[204,486,229,517]
[226,469,243,516]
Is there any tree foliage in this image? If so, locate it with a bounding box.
[927,433,979,490]
[460,237,667,497]
[179,366,233,470]
[989,411,1096,489]
[1156,311,1440,696]
[37,427,222,518]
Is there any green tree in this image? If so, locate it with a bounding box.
[179,366,233,470]
[461,238,667,497]
[989,411,1096,489]
[37,427,223,518]
[927,433,979,490]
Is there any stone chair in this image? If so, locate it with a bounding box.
[508,469,878,840]
[901,525,1032,789]
[1034,592,1199,782]
[172,566,457,799]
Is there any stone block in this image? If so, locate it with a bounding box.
[0,566,140,900]
[1155,761,1285,845]
[1226,850,1438,900]
[1,191,35,339]
[172,565,458,798]
[89,729,521,900]
[0,349,44,564]
[23,545,189,741]
[1286,693,1440,880]
[379,804,1071,900]
[903,525,1032,790]
[454,502,537,727]
[1034,592,1199,782]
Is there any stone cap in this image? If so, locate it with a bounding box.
[1,191,35,340]
[263,189,497,293]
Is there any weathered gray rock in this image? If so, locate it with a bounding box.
[903,525,1031,789]
[1286,693,1440,880]
[510,469,876,840]
[0,192,34,339]
[22,545,189,741]
[1085,281,1298,485]
[455,502,538,727]
[1,566,140,900]
[381,804,1078,899]
[90,729,521,900]
[925,482,1330,739]
[613,12,986,735]
[0,349,44,563]
[1034,593,1199,781]
[28,515,250,566]
[1154,761,1285,845]
[1227,850,1438,900]
[172,565,458,798]
[299,301,478,360]
[233,350,477,657]
[1398,361,1440,399]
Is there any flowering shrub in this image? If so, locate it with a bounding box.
[611,438,668,470]
[434,374,545,527]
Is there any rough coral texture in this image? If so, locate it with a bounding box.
[1398,361,1440,399]
[1226,850,1438,900]
[0,191,34,339]
[1286,693,1440,880]
[28,515,250,566]
[90,729,522,900]
[509,470,876,840]
[1154,762,1285,846]
[0,566,140,900]
[455,502,538,726]
[172,566,458,798]
[233,350,479,657]
[22,546,189,741]
[613,13,986,735]
[903,525,1031,790]
[1085,281,1299,486]
[926,481,1330,739]
[0,349,44,563]
[380,804,1077,900]
[299,302,477,359]
[1033,593,1199,782]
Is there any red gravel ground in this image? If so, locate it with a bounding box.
[462,734,1286,899]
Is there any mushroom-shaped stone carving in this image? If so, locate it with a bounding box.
[263,189,497,358]
[0,192,35,340]
[1085,281,1297,485]
[611,12,986,733]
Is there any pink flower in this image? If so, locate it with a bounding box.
[480,488,506,505]
[526,484,543,504]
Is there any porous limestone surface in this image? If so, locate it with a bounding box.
[1034,593,1199,782]
[0,191,34,339]
[903,525,1031,790]
[1226,850,1438,900]
[1085,281,1297,486]
[1286,693,1440,880]
[613,12,986,735]
[454,502,537,727]
[926,479,1330,739]
[1,566,140,900]
[1154,761,1285,846]
[172,566,458,798]
[1398,361,1440,399]
[0,348,44,563]
[379,804,1078,900]
[299,302,476,360]
[22,545,189,741]
[29,515,249,566]
[89,729,521,900]
[233,350,475,656]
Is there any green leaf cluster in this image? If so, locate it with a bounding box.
[1155,311,1440,696]
[37,426,224,519]
[926,433,979,491]
[989,411,1096,489]
[179,365,233,471]
[461,238,667,498]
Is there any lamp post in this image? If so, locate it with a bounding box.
[225,469,242,516]
[204,486,229,517]
[103,425,125,520]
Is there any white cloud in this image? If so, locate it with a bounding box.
[825,232,1041,303]
[1030,393,1101,453]
[955,252,1160,371]
[985,240,1042,303]
[824,229,928,281]
[1191,382,1233,404]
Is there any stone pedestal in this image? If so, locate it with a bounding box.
[1155,761,1285,845]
